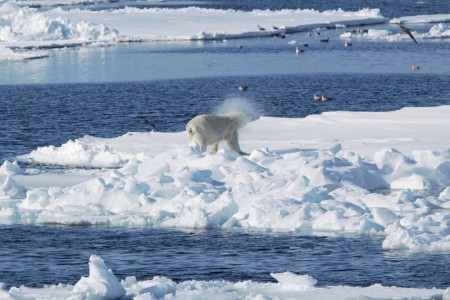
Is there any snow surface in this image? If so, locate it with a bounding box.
[1,254,448,299]
[2,0,450,60]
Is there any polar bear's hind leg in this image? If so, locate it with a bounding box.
[212,143,219,153]
[226,130,248,155]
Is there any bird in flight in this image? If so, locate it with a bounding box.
[399,25,418,43]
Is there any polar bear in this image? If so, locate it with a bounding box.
[186,112,249,155]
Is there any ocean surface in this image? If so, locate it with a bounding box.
[1,0,450,290]
[1,226,450,289]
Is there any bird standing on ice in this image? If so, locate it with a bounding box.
[257,25,266,31]
[295,47,304,54]
[344,40,352,47]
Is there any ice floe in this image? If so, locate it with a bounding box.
[0,106,449,252]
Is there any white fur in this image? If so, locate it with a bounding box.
[186,112,249,155]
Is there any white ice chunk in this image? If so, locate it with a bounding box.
[0,161,23,176]
[0,176,26,199]
[390,173,429,190]
[270,272,317,290]
[73,255,126,299]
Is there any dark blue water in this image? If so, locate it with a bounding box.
[1,73,449,162]
[0,225,449,289]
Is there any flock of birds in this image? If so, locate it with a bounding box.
[138,25,421,129]
[238,23,421,101]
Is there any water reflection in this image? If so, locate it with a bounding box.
[1,23,449,85]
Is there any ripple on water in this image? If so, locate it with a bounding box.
[1,73,449,162]
[0,226,449,289]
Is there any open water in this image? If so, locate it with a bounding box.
[1,226,450,289]
[0,0,450,291]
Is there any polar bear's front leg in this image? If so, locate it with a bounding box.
[199,140,208,153]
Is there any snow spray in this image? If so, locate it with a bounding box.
[213,96,263,121]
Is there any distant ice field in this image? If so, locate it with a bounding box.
[1,0,450,61]
[13,0,450,19]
